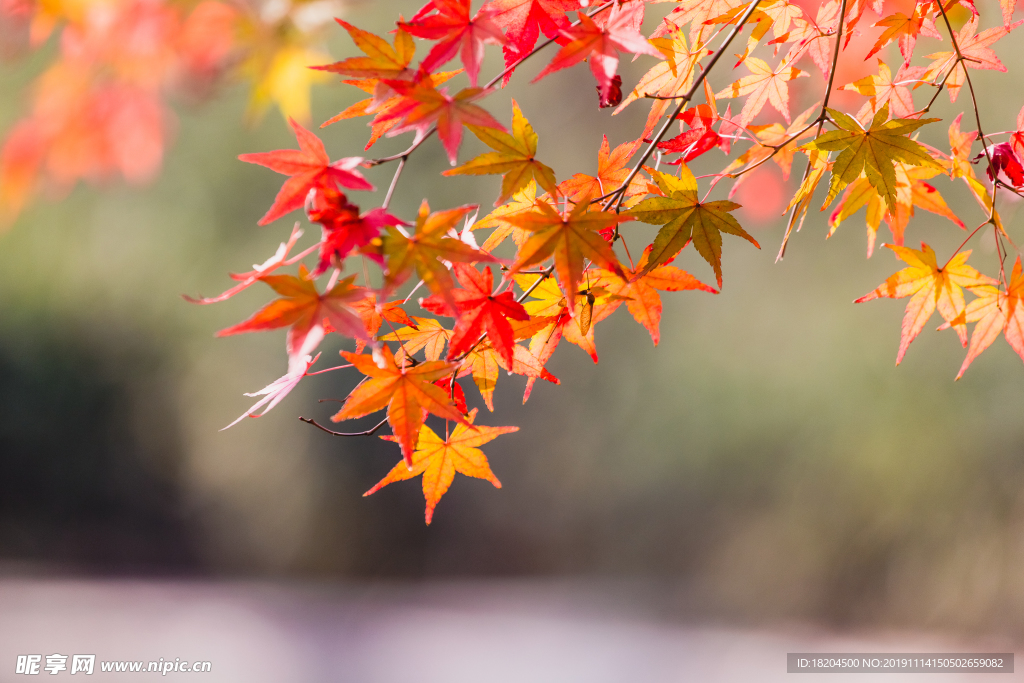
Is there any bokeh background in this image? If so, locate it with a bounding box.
[2,0,1024,678]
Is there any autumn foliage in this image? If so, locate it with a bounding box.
[7,0,1024,523]
[0,0,337,224]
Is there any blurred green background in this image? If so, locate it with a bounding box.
[2,0,1024,640]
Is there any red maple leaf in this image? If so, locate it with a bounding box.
[400,0,507,87]
[420,263,530,366]
[485,0,578,73]
[658,105,724,163]
[533,2,661,101]
[306,188,405,277]
[982,142,1024,187]
[374,80,506,164]
[239,118,374,225]
[432,377,469,414]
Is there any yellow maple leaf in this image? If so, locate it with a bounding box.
[443,99,557,206]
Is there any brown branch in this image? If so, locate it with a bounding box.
[299,416,388,437]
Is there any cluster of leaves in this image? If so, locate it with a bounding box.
[198,0,1024,523]
[0,0,344,225]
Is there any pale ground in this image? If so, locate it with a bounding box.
[0,578,1019,682]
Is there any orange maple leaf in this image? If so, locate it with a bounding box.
[321,70,462,151]
[314,20,416,80]
[558,135,645,203]
[507,196,629,302]
[368,408,517,524]
[380,317,453,361]
[333,345,465,465]
[217,266,368,361]
[864,8,939,65]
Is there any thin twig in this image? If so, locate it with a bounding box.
[299,416,388,437]
[381,157,406,210]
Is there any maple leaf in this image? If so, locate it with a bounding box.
[865,8,939,65]
[1009,105,1024,159]
[333,345,465,464]
[855,243,996,364]
[774,0,840,78]
[314,20,416,80]
[485,0,578,71]
[323,70,462,151]
[374,80,506,165]
[946,112,977,180]
[217,266,368,361]
[349,294,417,353]
[223,353,319,430]
[474,180,554,252]
[377,200,498,307]
[921,18,1020,103]
[715,56,808,127]
[399,0,507,87]
[558,135,645,202]
[658,105,725,164]
[839,60,925,121]
[593,246,717,345]
[420,263,530,366]
[380,317,453,361]
[368,408,516,524]
[951,258,1024,379]
[506,195,629,302]
[239,119,373,225]
[614,28,702,137]
[802,104,941,214]
[432,377,469,414]
[443,99,557,205]
[533,2,661,100]
[982,142,1024,187]
[627,165,759,287]
[306,189,405,277]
